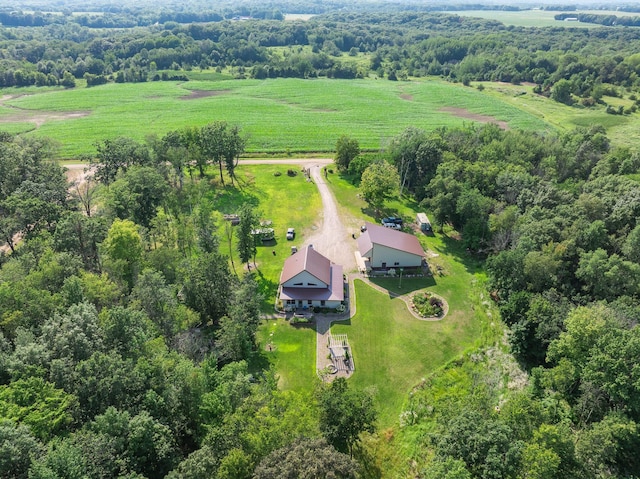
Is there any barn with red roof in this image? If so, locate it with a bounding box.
[357,222,425,270]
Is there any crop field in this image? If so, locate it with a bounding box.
[449,9,637,28]
[2,76,637,158]
[1,77,552,158]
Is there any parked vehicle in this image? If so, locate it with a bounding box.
[383,222,401,230]
[286,228,295,240]
[382,216,403,225]
[416,212,432,232]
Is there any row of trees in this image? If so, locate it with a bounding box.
[3,10,640,96]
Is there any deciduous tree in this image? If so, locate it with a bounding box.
[317,378,376,456]
[359,161,399,212]
[100,219,143,291]
[92,137,151,185]
[335,135,360,172]
[254,437,358,479]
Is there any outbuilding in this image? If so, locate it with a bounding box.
[357,222,425,269]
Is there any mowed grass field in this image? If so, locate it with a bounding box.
[475,81,640,146]
[0,77,553,158]
[208,163,322,307]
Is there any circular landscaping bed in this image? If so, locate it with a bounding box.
[411,291,447,319]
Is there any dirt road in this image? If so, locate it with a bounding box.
[238,158,359,271]
[303,164,358,272]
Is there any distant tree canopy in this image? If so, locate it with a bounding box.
[2,8,640,103]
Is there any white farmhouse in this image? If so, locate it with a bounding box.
[278,245,344,310]
[357,222,425,269]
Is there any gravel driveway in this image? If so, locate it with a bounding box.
[239,158,359,271]
[302,164,358,272]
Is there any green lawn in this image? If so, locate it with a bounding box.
[1,77,553,158]
[331,273,493,427]
[207,164,322,309]
[256,317,317,391]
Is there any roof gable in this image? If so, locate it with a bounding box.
[362,222,425,257]
[280,245,331,285]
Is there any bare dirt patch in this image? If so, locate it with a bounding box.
[400,93,414,101]
[439,107,509,130]
[0,95,90,128]
[0,109,90,128]
[180,89,230,100]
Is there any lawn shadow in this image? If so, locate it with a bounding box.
[337,171,359,187]
[431,229,486,275]
[360,205,378,218]
[255,270,280,312]
[329,317,352,329]
[359,205,419,224]
[258,238,277,248]
[368,275,436,297]
[211,180,260,213]
[247,347,272,375]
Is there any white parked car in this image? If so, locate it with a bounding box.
[383,222,401,230]
[286,228,295,240]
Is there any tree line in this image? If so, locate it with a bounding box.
[3,10,640,103]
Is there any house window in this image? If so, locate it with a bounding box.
[307,282,317,286]
[394,262,400,266]
[286,300,295,305]
[307,300,313,305]
[293,282,303,286]
[321,300,326,306]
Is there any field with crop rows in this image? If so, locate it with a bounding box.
[0,78,550,158]
[1,76,637,159]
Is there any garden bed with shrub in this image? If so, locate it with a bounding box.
[411,291,445,318]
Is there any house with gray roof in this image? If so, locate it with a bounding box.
[357,222,425,269]
[278,245,344,310]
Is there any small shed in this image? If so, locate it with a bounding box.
[416,213,432,233]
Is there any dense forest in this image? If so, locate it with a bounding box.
[325,121,640,477]
[2,0,640,477]
[3,7,640,104]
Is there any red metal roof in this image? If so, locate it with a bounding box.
[358,222,425,257]
[279,263,344,302]
[280,245,332,286]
